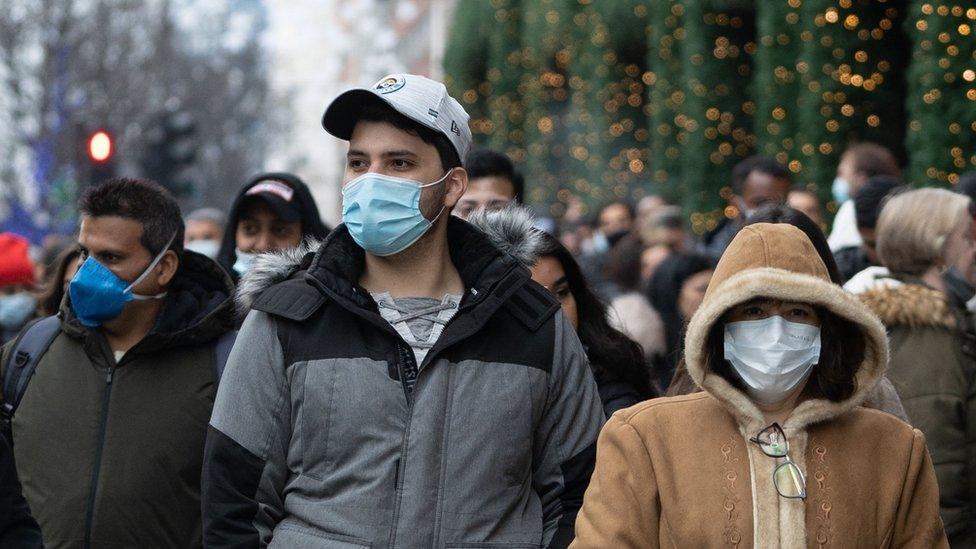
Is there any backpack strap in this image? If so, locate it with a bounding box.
[1,316,62,442]
[212,329,238,385]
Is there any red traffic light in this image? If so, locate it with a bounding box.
[88,131,113,163]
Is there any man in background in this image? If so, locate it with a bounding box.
[455,148,524,219]
[699,155,791,260]
[2,178,235,547]
[184,207,226,259]
[788,186,825,227]
[827,142,900,251]
[836,176,904,285]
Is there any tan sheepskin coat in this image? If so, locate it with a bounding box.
[571,223,947,548]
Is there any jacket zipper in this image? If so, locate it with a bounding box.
[83,365,114,549]
[388,350,414,548]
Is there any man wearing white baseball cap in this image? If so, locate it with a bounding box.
[204,74,604,549]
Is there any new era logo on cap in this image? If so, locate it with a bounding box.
[322,73,473,161]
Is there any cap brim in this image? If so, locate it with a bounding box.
[322,89,390,140]
[240,194,302,223]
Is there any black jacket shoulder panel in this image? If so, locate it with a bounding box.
[251,278,327,321]
[503,280,560,332]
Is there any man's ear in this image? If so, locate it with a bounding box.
[156,250,180,287]
[444,167,468,208]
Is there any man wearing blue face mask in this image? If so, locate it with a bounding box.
[826,142,900,253]
[0,178,237,547]
[203,74,604,548]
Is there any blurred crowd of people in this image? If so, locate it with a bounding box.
[1,72,973,548]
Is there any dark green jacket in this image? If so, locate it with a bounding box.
[1,251,234,549]
[860,280,976,547]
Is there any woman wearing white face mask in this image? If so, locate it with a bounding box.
[571,223,947,547]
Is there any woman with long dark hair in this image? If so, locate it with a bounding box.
[647,253,713,392]
[470,207,654,415]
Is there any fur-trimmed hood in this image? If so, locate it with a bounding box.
[859,281,956,330]
[685,223,890,429]
[465,206,544,266]
[682,223,894,547]
[234,238,322,316]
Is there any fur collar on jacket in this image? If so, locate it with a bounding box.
[234,238,322,317]
[465,206,545,266]
[859,282,956,330]
[235,215,534,318]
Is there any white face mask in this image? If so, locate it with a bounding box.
[185,239,220,259]
[723,315,821,405]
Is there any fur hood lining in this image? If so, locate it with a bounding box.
[684,267,890,431]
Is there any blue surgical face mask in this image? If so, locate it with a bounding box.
[233,249,258,275]
[832,176,850,203]
[68,233,176,327]
[0,293,37,331]
[341,170,451,256]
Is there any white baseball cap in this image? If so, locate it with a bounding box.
[322,73,473,162]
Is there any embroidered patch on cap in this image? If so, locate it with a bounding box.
[246,180,294,202]
[374,75,406,94]
[450,120,461,136]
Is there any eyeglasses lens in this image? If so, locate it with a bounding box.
[756,426,788,457]
[774,462,806,499]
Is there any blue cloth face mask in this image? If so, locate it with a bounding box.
[341,170,451,256]
[68,232,176,327]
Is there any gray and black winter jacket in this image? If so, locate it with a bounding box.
[202,218,605,548]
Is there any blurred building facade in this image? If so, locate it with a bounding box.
[265,0,456,225]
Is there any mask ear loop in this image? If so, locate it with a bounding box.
[419,168,454,188]
[126,231,179,299]
[421,168,455,223]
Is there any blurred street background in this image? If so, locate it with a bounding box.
[1,0,974,242]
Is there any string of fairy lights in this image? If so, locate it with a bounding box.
[444,1,976,233]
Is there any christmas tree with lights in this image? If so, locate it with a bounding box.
[444,0,976,231]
